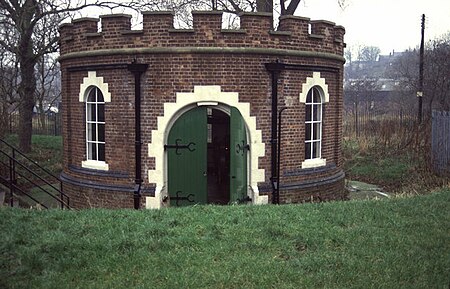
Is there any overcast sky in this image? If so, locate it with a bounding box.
[81,0,450,56]
[297,0,450,54]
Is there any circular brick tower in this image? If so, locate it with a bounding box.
[58,11,347,209]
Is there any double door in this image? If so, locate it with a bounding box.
[167,106,248,206]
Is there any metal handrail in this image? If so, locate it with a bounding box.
[0,138,70,209]
[0,157,70,208]
[0,139,60,183]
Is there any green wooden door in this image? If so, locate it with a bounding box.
[229,107,248,203]
[167,107,207,206]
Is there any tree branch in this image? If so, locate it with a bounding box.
[225,0,243,13]
[284,0,301,15]
[0,38,15,53]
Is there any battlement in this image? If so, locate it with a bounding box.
[59,11,345,59]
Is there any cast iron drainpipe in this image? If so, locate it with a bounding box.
[265,61,283,204]
[277,107,288,205]
[127,61,149,209]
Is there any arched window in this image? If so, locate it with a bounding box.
[86,87,105,162]
[305,86,322,161]
[79,71,110,171]
[299,72,328,169]
[300,82,327,169]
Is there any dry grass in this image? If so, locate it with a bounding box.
[343,117,449,194]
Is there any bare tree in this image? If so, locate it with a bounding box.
[132,0,346,26]
[344,77,381,135]
[0,47,19,138]
[344,45,381,79]
[35,54,61,131]
[344,45,383,135]
[391,33,450,118]
[0,0,128,152]
[425,34,450,112]
[359,46,381,62]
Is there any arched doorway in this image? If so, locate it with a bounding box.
[167,106,248,206]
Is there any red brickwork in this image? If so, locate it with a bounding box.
[59,11,347,208]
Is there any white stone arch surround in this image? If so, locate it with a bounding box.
[79,71,111,102]
[299,72,329,104]
[146,85,267,209]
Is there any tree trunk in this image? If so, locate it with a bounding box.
[0,102,7,139]
[256,0,273,29]
[38,100,46,131]
[256,0,273,12]
[18,49,36,153]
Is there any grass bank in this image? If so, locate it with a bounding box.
[1,135,63,207]
[2,134,62,177]
[1,190,449,288]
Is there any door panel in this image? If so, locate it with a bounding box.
[229,107,248,203]
[167,107,207,206]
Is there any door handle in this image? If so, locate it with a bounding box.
[203,171,207,177]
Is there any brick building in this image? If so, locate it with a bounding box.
[58,11,347,209]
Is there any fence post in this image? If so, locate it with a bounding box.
[8,149,16,207]
[432,110,450,175]
[54,113,57,136]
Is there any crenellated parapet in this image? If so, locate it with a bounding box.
[59,11,345,59]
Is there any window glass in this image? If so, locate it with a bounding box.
[87,123,96,142]
[313,104,321,121]
[97,104,105,122]
[88,142,97,160]
[87,104,96,121]
[313,123,321,139]
[87,89,96,102]
[313,91,321,103]
[312,141,320,158]
[98,124,105,142]
[306,91,312,103]
[98,143,105,161]
[305,123,312,140]
[97,91,104,103]
[305,142,312,160]
[305,105,312,121]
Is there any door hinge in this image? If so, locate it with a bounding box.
[164,139,196,155]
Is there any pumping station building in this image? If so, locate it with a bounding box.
[58,11,347,209]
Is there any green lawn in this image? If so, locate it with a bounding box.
[25,183,62,209]
[1,190,449,289]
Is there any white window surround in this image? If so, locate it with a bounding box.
[79,71,111,171]
[299,72,329,169]
[301,158,326,169]
[79,71,111,102]
[146,85,266,209]
[81,159,109,171]
[299,72,329,104]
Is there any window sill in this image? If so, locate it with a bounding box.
[301,158,326,169]
[82,160,109,171]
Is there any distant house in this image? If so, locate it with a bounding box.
[344,51,414,112]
